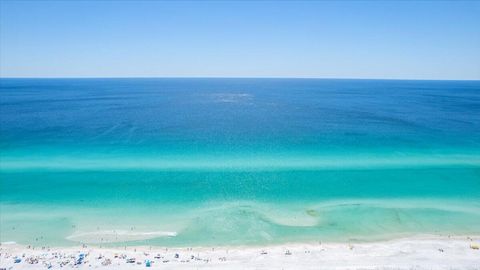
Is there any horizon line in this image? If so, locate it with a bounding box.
[1,76,479,82]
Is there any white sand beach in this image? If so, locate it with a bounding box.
[1,235,479,269]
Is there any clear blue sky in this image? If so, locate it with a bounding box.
[1,0,479,80]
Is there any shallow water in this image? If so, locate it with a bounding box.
[1,78,479,246]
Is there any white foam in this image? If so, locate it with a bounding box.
[66,230,176,244]
[0,241,17,245]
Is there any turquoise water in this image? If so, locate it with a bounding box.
[1,78,479,247]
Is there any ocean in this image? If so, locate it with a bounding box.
[1,78,479,247]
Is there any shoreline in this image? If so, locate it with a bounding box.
[1,235,479,269]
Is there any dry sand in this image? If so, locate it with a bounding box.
[1,235,479,269]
